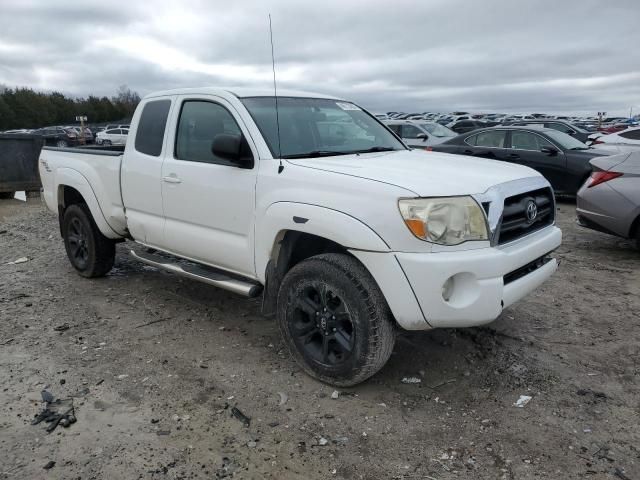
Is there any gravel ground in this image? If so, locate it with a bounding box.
[0,197,638,480]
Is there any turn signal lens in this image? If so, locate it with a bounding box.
[404,219,427,238]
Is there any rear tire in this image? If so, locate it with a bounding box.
[56,140,68,148]
[277,253,396,386]
[62,204,115,277]
[0,192,15,199]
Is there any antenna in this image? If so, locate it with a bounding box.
[269,14,284,174]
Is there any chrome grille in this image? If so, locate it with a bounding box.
[496,187,554,245]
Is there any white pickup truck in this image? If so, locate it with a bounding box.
[39,88,561,386]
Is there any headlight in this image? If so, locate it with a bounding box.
[399,196,489,245]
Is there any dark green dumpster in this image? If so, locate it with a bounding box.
[0,134,43,199]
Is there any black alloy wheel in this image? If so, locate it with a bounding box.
[290,282,355,366]
[62,204,115,277]
[277,253,396,386]
[66,216,90,270]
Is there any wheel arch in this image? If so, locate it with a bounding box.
[257,202,391,317]
[56,168,122,239]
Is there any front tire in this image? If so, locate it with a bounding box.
[56,140,68,148]
[0,192,15,199]
[277,253,396,386]
[62,204,115,277]
[102,139,112,146]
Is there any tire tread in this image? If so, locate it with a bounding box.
[62,204,115,278]
[278,253,395,386]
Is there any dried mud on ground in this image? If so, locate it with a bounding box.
[0,198,639,479]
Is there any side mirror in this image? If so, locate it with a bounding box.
[540,146,558,156]
[211,134,253,168]
[416,133,428,141]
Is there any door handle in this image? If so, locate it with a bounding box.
[163,175,182,184]
[463,149,474,155]
[508,153,520,159]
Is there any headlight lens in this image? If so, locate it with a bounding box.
[399,196,489,245]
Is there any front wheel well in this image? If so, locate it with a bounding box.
[261,231,351,317]
[286,231,348,270]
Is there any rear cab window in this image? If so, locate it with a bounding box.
[135,99,172,156]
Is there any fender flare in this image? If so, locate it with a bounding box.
[56,168,123,239]
[255,201,390,283]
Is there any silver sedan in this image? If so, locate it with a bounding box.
[577,152,640,249]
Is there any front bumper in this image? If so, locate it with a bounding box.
[352,226,561,330]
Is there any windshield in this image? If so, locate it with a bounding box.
[419,123,456,137]
[545,130,590,150]
[240,97,405,158]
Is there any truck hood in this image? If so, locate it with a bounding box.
[286,149,541,197]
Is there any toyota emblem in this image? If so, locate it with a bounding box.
[525,200,538,223]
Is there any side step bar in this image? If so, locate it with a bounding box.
[130,249,263,298]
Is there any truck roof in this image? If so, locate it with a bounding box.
[144,87,343,101]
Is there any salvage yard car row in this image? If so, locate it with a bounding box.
[3,124,130,147]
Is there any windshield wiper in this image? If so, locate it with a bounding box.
[570,147,589,150]
[281,150,353,159]
[349,146,397,154]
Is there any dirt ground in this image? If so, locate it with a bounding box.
[0,196,638,480]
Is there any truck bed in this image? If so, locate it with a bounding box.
[40,146,128,237]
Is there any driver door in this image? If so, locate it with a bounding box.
[160,95,259,278]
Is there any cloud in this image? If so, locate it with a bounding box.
[0,0,639,115]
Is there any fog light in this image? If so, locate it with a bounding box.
[442,276,454,302]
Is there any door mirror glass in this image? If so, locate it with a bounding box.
[212,133,240,160]
[416,133,428,141]
[211,134,252,168]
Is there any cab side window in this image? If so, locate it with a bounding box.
[175,101,244,165]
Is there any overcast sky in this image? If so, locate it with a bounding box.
[1,0,639,116]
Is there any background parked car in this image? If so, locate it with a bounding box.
[32,126,79,147]
[64,126,94,144]
[591,126,640,146]
[384,120,456,149]
[577,152,640,250]
[430,126,611,195]
[95,128,129,145]
[597,124,628,134]
[505,120,592,143]
[2,129,33,134]
[446,119,486,135]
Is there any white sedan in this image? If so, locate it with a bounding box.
[592,126,640,146]
[96,128,129,146]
